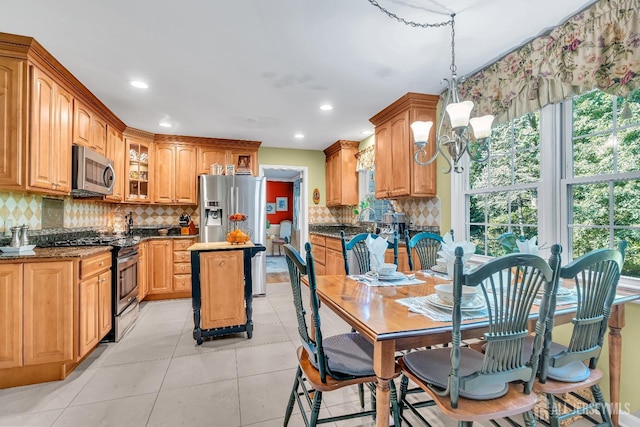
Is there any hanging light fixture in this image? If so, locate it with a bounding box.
[368,1,495,174]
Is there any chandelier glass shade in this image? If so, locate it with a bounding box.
[368,1,495,174]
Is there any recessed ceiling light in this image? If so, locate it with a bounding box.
[158,122,172,128]
[130,80,149,89]
[361,130,373,136]
[294,133,305,139]
[320,104,333,111]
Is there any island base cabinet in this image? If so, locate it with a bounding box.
[200,250,245,330]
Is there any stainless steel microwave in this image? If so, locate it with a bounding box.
[71,146,115,197]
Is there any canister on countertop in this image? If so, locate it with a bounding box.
[10,226,21,247]
[20,225,29,246]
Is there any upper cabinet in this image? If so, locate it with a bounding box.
[73,99,107,155]
[105,125,124,201]
[0,34,126,197]
[29,66,73,194]
[125,136,151,203]
[323,140,359,206]
[154,143,197,204]
[370,93,438,199]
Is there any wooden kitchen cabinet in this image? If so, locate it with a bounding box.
[105,125,125,201]
[29,66,73,194]
[197,145,259,176]
[324,140,359,207]
[0,264,22,369]
[73,99,106,155]
[78,252,112,358]
[370,93,438,198]
[199,250,245,330]
[148,239,173,294]
[173,238,195,293]
[154,144,197,204]
[23,261,74,366]
[125,137,151,202]
[138,241,148,301]
[325,237,345,275]
[0,57,26,188]
[147,238,195,298]
[309,234,326,276]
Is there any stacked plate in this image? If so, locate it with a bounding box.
[365,271,406,281]
[424,293,485,311]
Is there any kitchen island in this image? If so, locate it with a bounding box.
[188,241,265,344]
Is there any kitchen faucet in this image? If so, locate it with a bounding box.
[357,207,378,233]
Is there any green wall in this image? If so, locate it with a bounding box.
[257,147,326,206]
[552,302,640,414]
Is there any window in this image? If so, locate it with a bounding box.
[467,112,541,256]
[457,87,640,280]
[562,89,640,277]
[358,169,392,222]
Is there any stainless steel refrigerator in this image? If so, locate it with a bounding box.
[199,175,267,295]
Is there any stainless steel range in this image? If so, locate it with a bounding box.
[52,235,141,341]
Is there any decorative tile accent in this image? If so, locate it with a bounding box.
[395,197,441,228]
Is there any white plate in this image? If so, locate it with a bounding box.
[366,271,406,281]
[0,245,36,253]
[425,294,486,311]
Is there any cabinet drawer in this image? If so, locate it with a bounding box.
[173,262,191,275]
[79,252,112,280]
[173,239,195,251]
[325,237,342,252]
[173,250,190,263]
[309,234,326,246]
[173,274,192,293]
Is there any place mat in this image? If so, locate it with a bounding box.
[396,295,489,322]
[349,274,425,287]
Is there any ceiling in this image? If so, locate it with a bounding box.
[0,0,597,152]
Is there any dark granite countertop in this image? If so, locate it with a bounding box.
[309,224,440,243]
[0,245,112,261]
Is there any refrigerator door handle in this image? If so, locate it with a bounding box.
[235,186,239,214]
[229,186,234,214]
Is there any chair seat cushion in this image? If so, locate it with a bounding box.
[523,336,590,383]
[309,333,375,377]
[403,347,508,400]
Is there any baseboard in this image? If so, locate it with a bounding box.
[618,411,640,427]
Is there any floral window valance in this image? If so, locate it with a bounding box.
[457,0,640,124]
[355,145,375,171]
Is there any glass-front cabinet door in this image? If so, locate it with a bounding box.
[125,138,150,202]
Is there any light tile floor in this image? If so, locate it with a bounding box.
[0,282,597,427]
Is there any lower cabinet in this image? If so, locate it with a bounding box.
[148,238,196,297]
[200,250,245,330]
[0,264,22,369]
[325,237,345,275]
[2,261,75,368]
[138,241,148,301]
[78,252,112,359]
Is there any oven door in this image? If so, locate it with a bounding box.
[116,249,139,314]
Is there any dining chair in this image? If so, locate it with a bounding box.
[282,242,401,427]
[531,241,626,427]
[271,219,292,256]
[340,230,398,275]
[405,230,444,271]
[398,244,562,427]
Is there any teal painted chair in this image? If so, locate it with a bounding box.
[282,242,401,427]
[340,230,398,275]
[398,244,562,426]
[405,230,445,271]
[532,241,626,427]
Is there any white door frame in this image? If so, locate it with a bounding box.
[259,164,309,255]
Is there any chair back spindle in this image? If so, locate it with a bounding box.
[340,230,398,275]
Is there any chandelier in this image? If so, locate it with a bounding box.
[368,1,495,174]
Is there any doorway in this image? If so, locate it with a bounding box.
[259,164,309,261]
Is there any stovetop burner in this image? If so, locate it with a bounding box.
[51,235,141,248]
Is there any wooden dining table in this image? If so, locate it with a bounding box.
[308,272,640,427]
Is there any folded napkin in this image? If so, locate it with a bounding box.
[437,232,476,278]
[366,234,389,273]
[516,236,539,255]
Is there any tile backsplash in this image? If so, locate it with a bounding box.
[0,191,441,234]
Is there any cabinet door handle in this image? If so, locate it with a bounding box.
[219,261,225,267]
[99,262,104,266]
[166,242,169,246]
